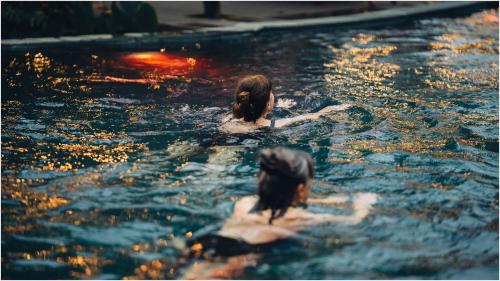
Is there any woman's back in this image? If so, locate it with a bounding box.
[219,117,269,134]
[218,193,378,245]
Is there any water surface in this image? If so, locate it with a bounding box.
[2,9,499,279]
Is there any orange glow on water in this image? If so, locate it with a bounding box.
[120,52,197,70]
[94,51,224,86]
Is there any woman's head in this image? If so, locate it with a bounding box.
[232,75,273,122]
[256,147,314,224]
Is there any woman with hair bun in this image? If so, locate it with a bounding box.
[179,147,378,279]
[219,75,351,134]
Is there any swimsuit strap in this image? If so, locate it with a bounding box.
[270,118,276,129]
[295,202,308,209]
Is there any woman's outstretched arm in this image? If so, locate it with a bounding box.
[274,104,351,128]
[303,193,378,226]
[308,195,349,205]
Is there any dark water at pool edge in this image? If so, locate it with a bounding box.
[2,9,499,279]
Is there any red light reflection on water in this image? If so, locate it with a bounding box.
[120,52,197,71]
[92,51,224,86]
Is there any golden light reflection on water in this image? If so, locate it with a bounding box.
[2,179,70,213]
[327,129,486,167]
[2,175,69,239]
[351,33,377,44]
[1,93,150,249]
[125,259,168,280]
[3,49,207,96]
[6,135,147,174]
[424,63,499,92]
[52,142,145,165]
[322,9,498,161]
[430,39,498,55]
[462,8,499,26]
[424,10,499,92]
[0,98,150,173]
[67,255,112,278]
[1,9,498,279]
[29,52,52,73]
[324,44,399,86]
[122,239,182,279]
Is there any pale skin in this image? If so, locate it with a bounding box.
[182,180,378,279]
[217,183,378,244]
[219,92,351,134]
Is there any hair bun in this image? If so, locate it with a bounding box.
[237,91,250,104]
[233,91,251,119]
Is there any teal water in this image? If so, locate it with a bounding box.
[2,10,499,279]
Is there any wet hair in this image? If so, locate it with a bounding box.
[255,147,315,224]
[232,75,272,122]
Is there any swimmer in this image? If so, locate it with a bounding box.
[219,75,351,134]
[179,147,378,279]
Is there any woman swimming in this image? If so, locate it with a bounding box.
[219,75,351,134]
[179,147,378,279]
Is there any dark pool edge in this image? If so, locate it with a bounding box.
[1,1,497,52]
[196,1,497,33]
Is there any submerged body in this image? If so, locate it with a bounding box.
[182,192,378,279]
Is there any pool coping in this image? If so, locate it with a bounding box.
[1,1,497,51]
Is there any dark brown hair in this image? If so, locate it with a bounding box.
[256,147,314,224]
[232,75,272,122]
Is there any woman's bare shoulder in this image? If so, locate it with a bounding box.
[218,120,271,134]
[221,114,233,123]
[234,196,258,214]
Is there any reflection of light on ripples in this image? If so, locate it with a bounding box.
[462,9,499,26]
[342,136,454,155]
[125,259,169,280]
[2,174,70,240]
[1,8,499,280]
[351,33,377,44]
[67,255,112,278]
[31,52,51,73]
[321,8,498,163]
[2,51,211,96]
[424,9,499,92]
[424,58,498,93]
[324,45,399,86]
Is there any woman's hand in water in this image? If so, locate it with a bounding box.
[276,98,297,109]
[351,192,379,223]
[353,192,378,206]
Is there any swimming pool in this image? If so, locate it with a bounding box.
[2,9,498,279]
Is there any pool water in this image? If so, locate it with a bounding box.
[2,9,499,279]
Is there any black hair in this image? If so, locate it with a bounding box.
[232,74,272,122]
[255,147,314,224]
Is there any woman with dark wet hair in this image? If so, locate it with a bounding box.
[219,75,351,134]
[253,147,315,224]
[179,147,378,279]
